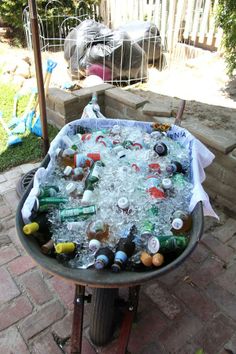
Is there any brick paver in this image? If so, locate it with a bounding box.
[0,296,33,331]
[20,270,53,305]
[0,162,236,354]
[0,267,20,305]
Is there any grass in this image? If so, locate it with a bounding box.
[0,81,59,172]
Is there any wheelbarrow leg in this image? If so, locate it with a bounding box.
[70,284,86,354]
[117,285,140,354]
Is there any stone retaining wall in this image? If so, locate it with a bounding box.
[46,84,236,216]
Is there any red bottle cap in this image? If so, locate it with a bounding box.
[148,187,165,199]
[81,133,92,141]
[148,163,161,173]
[87,153,101,161]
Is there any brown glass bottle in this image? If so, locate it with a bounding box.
[111,234,136,273]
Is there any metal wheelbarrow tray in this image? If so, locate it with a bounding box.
[15,119,204,353]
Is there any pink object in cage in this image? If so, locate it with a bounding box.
[87,64,112,81]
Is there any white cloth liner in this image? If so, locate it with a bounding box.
[21,115,218,224]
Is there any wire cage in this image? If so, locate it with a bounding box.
[22,0,165,86]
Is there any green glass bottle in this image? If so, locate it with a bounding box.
[148,235,188,254]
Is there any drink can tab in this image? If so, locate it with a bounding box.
[147,236,160,254]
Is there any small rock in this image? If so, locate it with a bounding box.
[15,60,31,79]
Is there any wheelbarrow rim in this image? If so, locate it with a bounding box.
[15,155,204,289]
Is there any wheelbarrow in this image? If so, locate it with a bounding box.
[15,119,204,354]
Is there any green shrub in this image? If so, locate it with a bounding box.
[216,0,236,75]
[0,0,100,47]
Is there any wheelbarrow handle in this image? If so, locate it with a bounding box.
[174,99,186,126]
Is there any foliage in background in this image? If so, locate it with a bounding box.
[0,0,100,47]
[0,82,58,172]
[216,0,236,75]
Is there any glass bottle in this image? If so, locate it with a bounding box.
[86,220,109,241]
[153,142,168,156]
[171,210,192,235]
[111,234,136,273]
[94,247,114,270]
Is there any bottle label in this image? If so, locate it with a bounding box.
[91,163,101,179]
[114,251,128,263]
[59,205,96,221]
[95,254,109,268]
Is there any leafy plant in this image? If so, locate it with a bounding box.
[216,0,236,75]
[0,0,101,46]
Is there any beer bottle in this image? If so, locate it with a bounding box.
[111,227,136,272]
[171,210,192,235]
[94,247,114,270]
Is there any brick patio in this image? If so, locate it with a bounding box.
[0,163,236,354]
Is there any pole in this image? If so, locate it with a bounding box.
[28,0,49,155]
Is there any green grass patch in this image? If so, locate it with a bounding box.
[0,82,59,172]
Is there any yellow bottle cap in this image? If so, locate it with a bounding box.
[140,252,153,267]
[23,222,39,235]
[55,242,75,254]
[152,253,164,267]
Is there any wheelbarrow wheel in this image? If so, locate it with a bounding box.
[89,288,118,346]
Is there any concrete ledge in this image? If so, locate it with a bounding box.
[72,83,114,99]
[142,102,172,117]
[105,88,148,109]
[182,121,236,154]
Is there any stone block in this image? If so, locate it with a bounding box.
[215,262,236,296]
[46,87,76,112]
[203,174,236,205]
[106,87,148,108]
[144,283,182,320]
[195,313,235,354]
[211,147,236,172]
[205,162,236,189]
[213,218,236,243]
[52,312,73,340]
[212,194,236,217]
[174,281,219,321]
[72,83,114,100]
[206,282,236,321]
[159,312,203,353]
[153,116,175,125]
[0,296,33,331]
[20,270,53,305]
[142,102,172,117]
[0,233,11,247]
[0,174,6,183]
[8,255,36,276]
[105,107,123,119]
[0,245,19,266]
[20,300,64,340]
[202,236,235,263]
[182,120,236,153]
[0,268,21,305]
[105,95,127,114]
[46,108,65,129]
[189,256,224,289]
[31,333,63,354]
[49,276,74,310]
[126,107,151,121]
[2,189,20,212]
[0,327,29,354]
[0,202,12,218]
[4,166,23,181]
[224,333,236,354]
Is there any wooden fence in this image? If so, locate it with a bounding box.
[99,0,223,52]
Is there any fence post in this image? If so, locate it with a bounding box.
[167,0,177,52]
